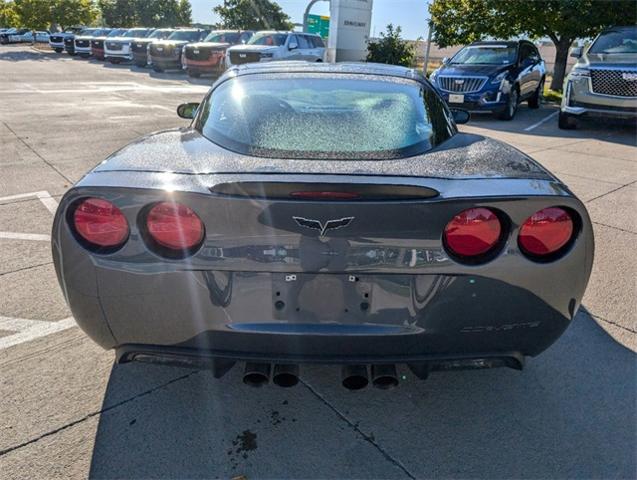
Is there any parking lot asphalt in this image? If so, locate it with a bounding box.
[1,45,635,479]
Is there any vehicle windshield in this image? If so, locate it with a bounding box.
[196,74,454,160]
[79,29,98,36]
[123,28,152,38]
[204,31,241,43]
[149,29,173,39]
[107,29,127,37]
[167,30,201,41]
[589,28,637,54]
[451,45,517,65]
[248,33,287,46]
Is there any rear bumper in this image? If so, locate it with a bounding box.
[184,56,225,74]
[105,51,132,60]
[150,57,181,70]
[59,270,572,360]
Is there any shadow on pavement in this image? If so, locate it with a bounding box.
[468,104,637,147]
[0,49,63,62]
[88,309,635,479]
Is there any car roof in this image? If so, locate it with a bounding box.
[227,61,424,81]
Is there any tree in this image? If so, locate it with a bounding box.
[50,0,97,30]
[176,0,191,26]
[429,0,637,91]
[0,1,20,28]
[367,24,416,67]
[14,0,51,30]
[97,0,137,27]
[213,0,293,30]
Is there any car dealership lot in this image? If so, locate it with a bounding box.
[1,45,635,478]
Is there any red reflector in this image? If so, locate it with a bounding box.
[289,191,360,200]
[444,207,502,257]
[146,202,204,251]
[73,198,129,248]
[519,207,573,256]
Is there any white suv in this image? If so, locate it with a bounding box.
[226,31,325,67]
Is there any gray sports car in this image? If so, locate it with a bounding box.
[52,62,594,390]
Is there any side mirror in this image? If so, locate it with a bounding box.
[442,56,449,64]
[450,108,470,124]
[177,102,199,119]
[570,46,582,58]
[288,41,298,50]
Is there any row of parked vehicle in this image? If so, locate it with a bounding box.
[429,25,637,126]
[47,26,326,77]
[0,28,50,44]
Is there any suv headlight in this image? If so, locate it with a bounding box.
[490,71,508,85]
[429,69,439,84]
[569,66,590,79]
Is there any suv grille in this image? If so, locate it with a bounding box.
[132,42,148,53]
[106,41,123,50]
[438,76,487,93]
[50,35,64,43]
[230,51,261,64]
[64,37,73,45]
[92,40,103,48]
[186,47,213,61]
[151,45,173,57]
[590,69,637,97]
[75,39,89,47]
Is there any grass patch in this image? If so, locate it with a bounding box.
[543,76,562,103]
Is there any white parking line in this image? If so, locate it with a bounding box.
[524,111,559,132]
[0,190,58,214]
[0,232,50,241]
[0,316,76,350]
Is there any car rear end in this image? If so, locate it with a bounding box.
[149,41,184,70]
[184,43,229,76]
[49,33,66,52]
[74,36,92,56]
[52,165,593,386]
[104,39,132,62]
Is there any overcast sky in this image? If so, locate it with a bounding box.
[189,0,430,40]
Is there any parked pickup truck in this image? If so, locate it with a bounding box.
[183,30,253,77]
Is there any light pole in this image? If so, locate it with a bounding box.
[423,19,433,75]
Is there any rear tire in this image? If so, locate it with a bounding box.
[497,88,519,120]
[528,78,544,109]
[558,111,577,129]
[54,48,63,53]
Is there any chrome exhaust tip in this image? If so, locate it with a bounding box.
[272,364,299,388]
[243,362,271,387]
[341,365,369,390]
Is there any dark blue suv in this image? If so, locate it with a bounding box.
[430,40,546,120]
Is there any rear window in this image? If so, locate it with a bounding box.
[123,28,152,38]
[150,29,173,39]
[205,31,241,43]
[248,33,288,46]
[168,30,201,42]
[195,73,454,160]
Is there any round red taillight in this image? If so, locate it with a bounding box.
[73,198,129,249]
[444,207,502,258]
[519,207,574,257]
[146,202,204,252]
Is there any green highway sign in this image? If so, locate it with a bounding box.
[307,14,330,38]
